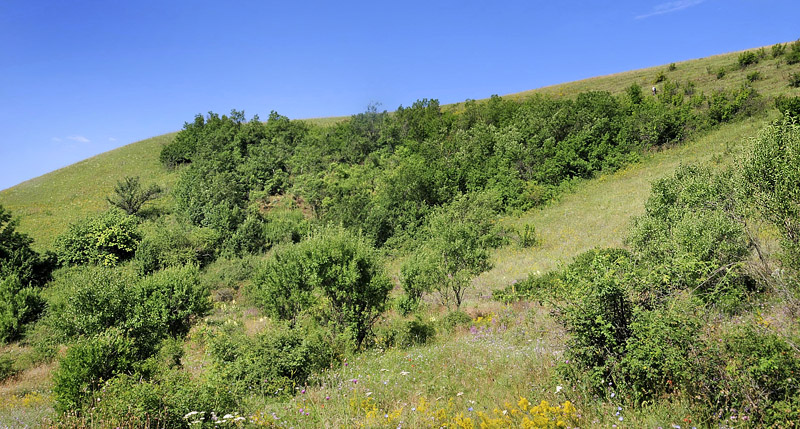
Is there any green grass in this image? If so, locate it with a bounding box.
[0,133,178,251]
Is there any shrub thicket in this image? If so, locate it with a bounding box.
[250,227,391,347]
[55,209,140,266]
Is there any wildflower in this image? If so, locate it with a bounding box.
[400,371,410,376]
[610,392,616,398]
[325,396,330,400]
[468,407,474,412]
[457,392,464,396]
[556,385,563,393]
[301,389,306,394]
[619,416,624,421]
[223,414,234,419]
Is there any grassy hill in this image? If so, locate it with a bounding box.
[2,42,797,251]
[1,41,799,427]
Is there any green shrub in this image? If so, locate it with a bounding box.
[0,275,45,343]
[52,328,139,413]
[746,71,761,82]
[106,176,161,216]
[653,71,667,84]
[0,351,16,381]
[135,220,218,275]
[441,310,473,331]
[668,62,677,71]
[628,165,752,307]
[716,67,726,79]
[707,85,761,125]
[92,369,239,427]
[208,323,336,397]
[55,209,141,266]
[128,265,211,341]
[789,72,800,88]
[772,43,786,58]
[0,204,54,287]
[250,227,391,347]
[775,95,800,118]
[786,40,800,64]
[737,51,759,68]
[619,294,701,403]
[45,265,209,348]
[742,118,800,269]
[690,325,800,425]
[556,248,635,392]
[493,271,562,303]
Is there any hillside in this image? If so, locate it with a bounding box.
[2,42,797,250]
[2,41,800,428]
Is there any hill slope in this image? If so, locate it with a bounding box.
[1,42,797,250]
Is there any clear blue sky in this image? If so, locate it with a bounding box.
[1,0,798,190]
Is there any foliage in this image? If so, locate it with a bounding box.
[134,219,218,274]
[772,43,786,58]
[628,164,752,306]
[746,71,761,82]
[789,72,800,88]
[0,275,45,343]
[52,328,139,413]
[250,227,391,347]
[689,324,800,425]
[207,322,336,397]
[742,117,800,269]
[737,51,759,68]
[106,175,161,215]
[775,95,800,119]
[54,209,141,266]
[707,84,761,125]
[401,194,497,309]
[45,265,209,347]
[0,204,53,287]
[555,248,635,392]
[619,294,701,403]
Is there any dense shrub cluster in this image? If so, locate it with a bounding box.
[55,209,141,266]
[249,227,391,347]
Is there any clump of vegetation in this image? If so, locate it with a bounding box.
[106,175,161,215]
[746,70,761,82]
[789,72,800,88]
[54,209,140,266]
[738,51,759,68]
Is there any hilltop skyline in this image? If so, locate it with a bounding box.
[2,0,799,190]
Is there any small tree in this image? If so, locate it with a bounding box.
[107,176,161,215]
[402,194,495,309]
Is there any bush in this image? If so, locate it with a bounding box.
[45,265,209,348]
[556,249,635,392]
[135,220,218,275]
[250,227,391,347]
[772,43,786,58]
[0,275,45,343]
[707,85,761,125]
[106,176,161,215]
[628,165,752,306]
[55,209,141,266]
[208,323,336,397]
[737,51,759,68]
[0,204,53,287]
[690,325,800,425]
[789,72,800,88]
[128,265,210,341]
[716,67,726,79]
[775,95,800,118]
[52,328,139,413]
[0,351,16,382]
[619,294,701,403]
[746,71,761,82]
[742,118,800,269]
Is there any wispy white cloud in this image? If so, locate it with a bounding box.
[67,135,91,143]
[51,137,62,142]
[636,0,706,19]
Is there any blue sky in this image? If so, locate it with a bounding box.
[1,0,798,190]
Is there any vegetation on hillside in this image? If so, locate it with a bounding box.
[1,43,800,427]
